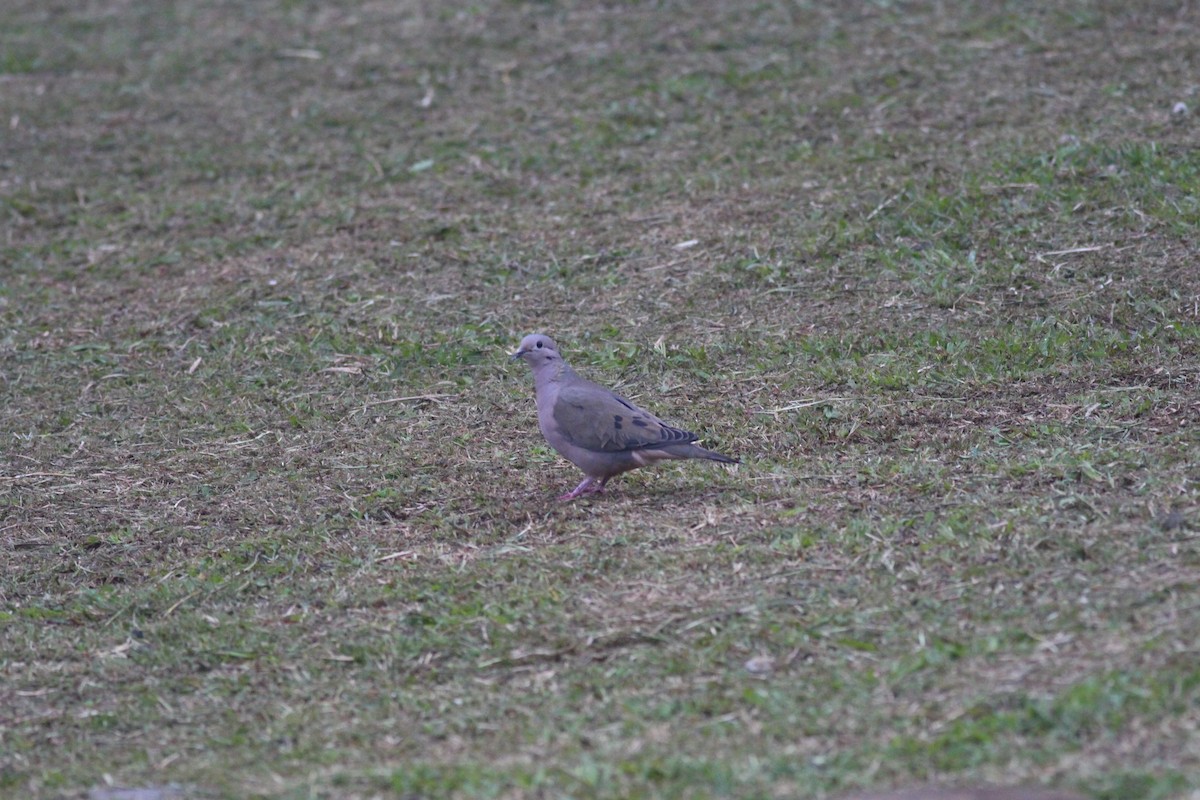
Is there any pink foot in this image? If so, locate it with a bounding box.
[558,477,607,501]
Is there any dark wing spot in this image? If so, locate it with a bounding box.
[631,418,649,428]
[613,416,623,430]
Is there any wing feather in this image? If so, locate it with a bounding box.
[553,383,698,453]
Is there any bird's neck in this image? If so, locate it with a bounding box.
[534,359,572,391]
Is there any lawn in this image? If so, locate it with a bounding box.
[2,1,1198,798]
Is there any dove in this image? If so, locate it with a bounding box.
[511,333,738,500]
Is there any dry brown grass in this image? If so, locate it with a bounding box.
[3,1,1199,798]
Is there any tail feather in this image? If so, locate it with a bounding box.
[658,443,739,464]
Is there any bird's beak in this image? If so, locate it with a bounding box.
[510,348,527,361]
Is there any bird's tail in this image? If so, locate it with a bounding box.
[661,443,739,465]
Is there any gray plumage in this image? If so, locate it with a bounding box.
[511,333,738,500]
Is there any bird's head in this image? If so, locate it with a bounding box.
[511,333,561,370]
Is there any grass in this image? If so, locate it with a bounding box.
[2,0,1199,798]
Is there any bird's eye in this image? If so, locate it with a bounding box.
[536,341,544,348]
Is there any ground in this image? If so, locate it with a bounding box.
[1,1,1198,798]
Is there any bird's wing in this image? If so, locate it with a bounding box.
[552,381,698,453]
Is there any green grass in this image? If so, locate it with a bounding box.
[2,0,1199,798]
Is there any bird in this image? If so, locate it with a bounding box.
[511,333,738,500]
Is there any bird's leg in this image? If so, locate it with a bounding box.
[558,476,606,501]
[558,477,595,501]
